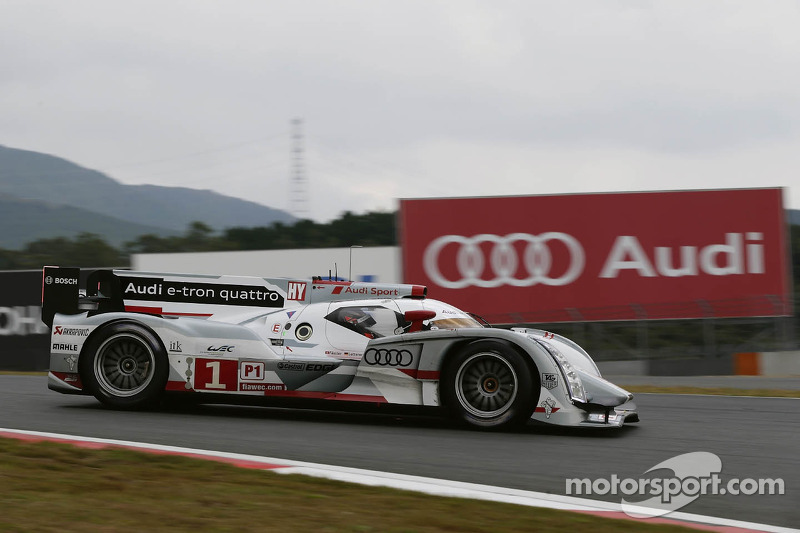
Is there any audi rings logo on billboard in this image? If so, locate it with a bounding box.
[423,233,585,289]
[364,348,414,367]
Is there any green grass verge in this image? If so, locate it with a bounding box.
[0,438,696,532]
[625,385,800,397]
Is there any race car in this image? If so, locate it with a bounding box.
[41,266,638,430]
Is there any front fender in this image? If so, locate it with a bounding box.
[357,328,638,427]
[357,328,561,408]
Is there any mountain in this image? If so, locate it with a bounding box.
[0,194,178,249]
[0,145,296,242]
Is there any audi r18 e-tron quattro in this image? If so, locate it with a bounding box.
[42,267,638,429]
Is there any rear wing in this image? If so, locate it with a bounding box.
[41,267,127,327]
[42,267,427,326]
[41,266,81,328]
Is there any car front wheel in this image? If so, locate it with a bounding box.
[442,340,537,429]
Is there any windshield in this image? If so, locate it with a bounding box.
[396,298,485,331]
[428,316,482,329]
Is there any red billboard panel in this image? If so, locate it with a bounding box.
[400,189,791,322]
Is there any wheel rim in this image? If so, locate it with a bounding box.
[455,352,518,418]
[94,333,156,397]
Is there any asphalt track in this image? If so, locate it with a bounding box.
[1,375,797,529]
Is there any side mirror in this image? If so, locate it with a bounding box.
[403,309,437,333]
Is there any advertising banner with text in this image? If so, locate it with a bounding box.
[400,189,791,322]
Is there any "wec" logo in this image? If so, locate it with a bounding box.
[206,345,235,352]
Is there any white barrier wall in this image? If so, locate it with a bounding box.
[759,351,800,376]
[131,247,401,283]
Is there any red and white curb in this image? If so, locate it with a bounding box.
[0,428,793,533]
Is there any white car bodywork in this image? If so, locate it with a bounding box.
[43,268,638,429]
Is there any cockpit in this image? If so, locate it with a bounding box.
[325,300,483,339]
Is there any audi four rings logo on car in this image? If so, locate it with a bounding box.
[364,348,414,367]
[423,233,585,289]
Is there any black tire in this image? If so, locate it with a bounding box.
[79,322,168,409]
[441,340,537,429]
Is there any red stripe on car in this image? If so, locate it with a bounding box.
[261,390,387,403]
[124,305,212,317]
[398,369,440,380]
[165,381,190,391]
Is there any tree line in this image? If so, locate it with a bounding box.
[0,211,395,269]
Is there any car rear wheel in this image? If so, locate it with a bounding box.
[80,322,168,409]
[442,340,537,429]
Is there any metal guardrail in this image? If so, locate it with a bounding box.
[497,314,798,362]
[487,295,793,324]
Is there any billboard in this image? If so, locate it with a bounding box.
[0,270,50,370]
[400,188,791,322]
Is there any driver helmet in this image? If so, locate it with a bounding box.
[342,308,376,328]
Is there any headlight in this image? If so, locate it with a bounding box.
[534,338,587,404]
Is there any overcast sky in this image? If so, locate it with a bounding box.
[2,1,799,222]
